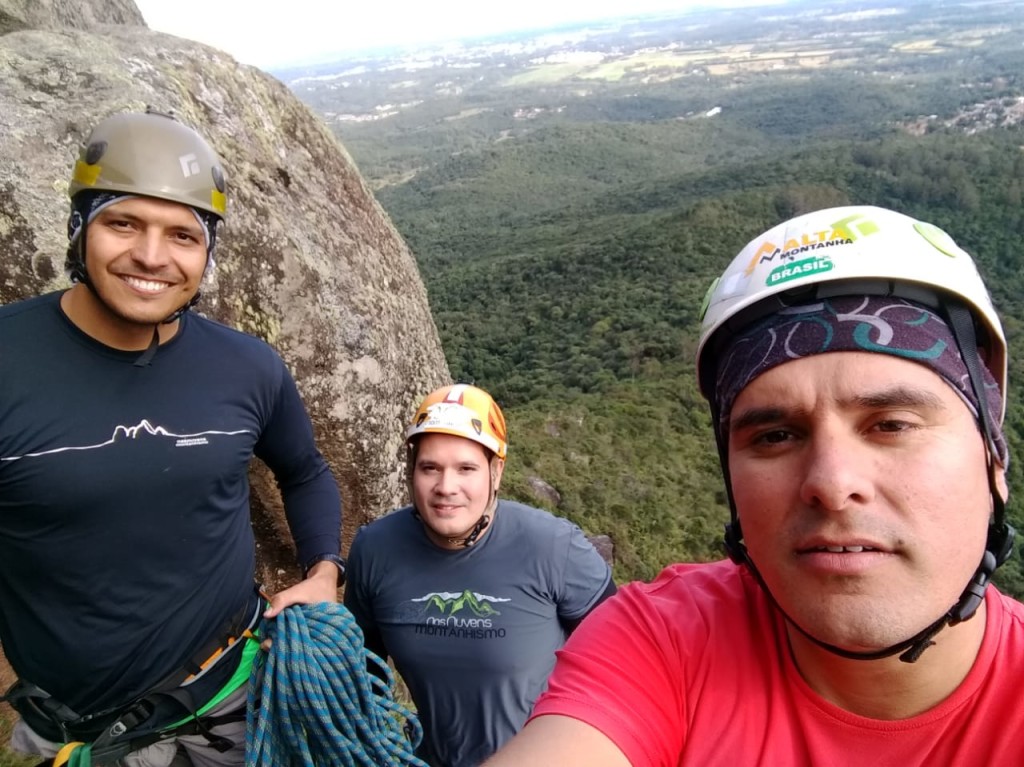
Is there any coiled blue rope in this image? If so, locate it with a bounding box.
[246,602,428,766]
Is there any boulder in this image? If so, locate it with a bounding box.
[526,475,562,507]
[588,534,616,567]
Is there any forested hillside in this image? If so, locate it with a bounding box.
[289,0,1024,591]
[388,130,1024,589]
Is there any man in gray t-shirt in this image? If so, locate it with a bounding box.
[345,384,614,766]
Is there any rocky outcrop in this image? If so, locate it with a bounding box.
[0,23,451,582]
[588,534,615,567]
[0,0,145,34]
[526,475,562,507]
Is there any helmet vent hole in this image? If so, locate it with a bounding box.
[85,141,106,164]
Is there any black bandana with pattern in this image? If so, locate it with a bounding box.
[713,295,1007,464]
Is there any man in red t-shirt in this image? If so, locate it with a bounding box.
[485,205,1024,766]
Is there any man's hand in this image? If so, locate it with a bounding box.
[264,561,340,618]
[260,562,341,648]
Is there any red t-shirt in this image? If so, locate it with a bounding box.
[531,560,1024,766]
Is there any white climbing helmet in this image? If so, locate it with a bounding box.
[695,205,1006,417]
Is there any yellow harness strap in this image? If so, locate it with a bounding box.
[52,741,87,766]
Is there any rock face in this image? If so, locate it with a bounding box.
[0,0,145,33]
[0,17,451,583]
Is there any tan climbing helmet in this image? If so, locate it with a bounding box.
[69,107,227,219]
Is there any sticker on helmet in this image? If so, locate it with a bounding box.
[72,159,102,188]
[766,256,834,286]
[743,230,853,276]
[913,222,960,258]
[179,153,201,178]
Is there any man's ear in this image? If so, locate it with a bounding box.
[995,463,1009,502]
[491,458,505,491]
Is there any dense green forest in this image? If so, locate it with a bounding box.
[300,0,1024,593]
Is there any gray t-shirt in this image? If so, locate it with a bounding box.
[345,499,612,767]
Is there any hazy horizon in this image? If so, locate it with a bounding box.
[132,0,783,69]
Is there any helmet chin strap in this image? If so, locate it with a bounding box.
[724,519,1013,663]
[445,504,494,548]
[130,294,201,367]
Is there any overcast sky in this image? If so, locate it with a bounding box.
[131,0,750,69]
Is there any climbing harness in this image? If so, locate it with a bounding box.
[246,602,427,767]
[5,595,262,766]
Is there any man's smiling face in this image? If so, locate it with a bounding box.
[80,195,208,341]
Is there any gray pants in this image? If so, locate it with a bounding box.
[9,685,248,767]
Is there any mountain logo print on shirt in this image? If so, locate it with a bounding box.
[1,419,251,462]
[411,590,511,640]
[412,589,509,617]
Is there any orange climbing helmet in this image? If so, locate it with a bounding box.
[406,384,508,460]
